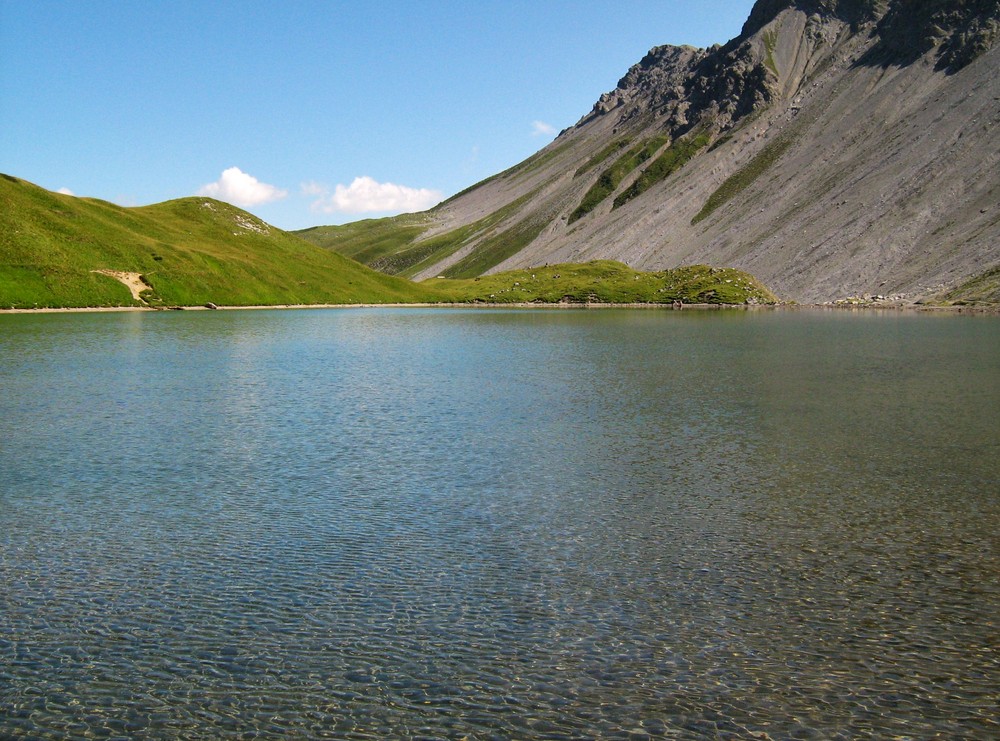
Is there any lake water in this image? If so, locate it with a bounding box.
[1,307,998,739]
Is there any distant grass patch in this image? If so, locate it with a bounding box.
[299,189,547,280]
[401,190,546,278]
[431,260,779,305]
[295,214,434,276]
[763,28,779,76]
[932,265,1000,305]
[574,137,633,177]
[692,131,796,225]
[514,140,576,178]
[612,132,711,209]
[568,136,670,224]
[441,216,549,280]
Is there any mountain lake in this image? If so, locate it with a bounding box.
[1,306,997,739]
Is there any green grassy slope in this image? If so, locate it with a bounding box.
[568,136,670,224]
[0,175,438,308]
[430,260,779,305]
[295,214,431,274]
[931,265,1000,305]
[439,213,550,280]
[296,214,469,279]
[612,132,711,210]
[295,190,546,280]
[692,130,796,225]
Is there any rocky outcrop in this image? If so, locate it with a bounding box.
[585,45,707,128]
[742,0,884,37]
[865,0,1000,71]
[680,39,777,133]
[584,23,783,138]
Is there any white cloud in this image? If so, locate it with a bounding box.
[197,167,287,207]
[57,187,75,196]
[532,120,556,137]
[300,180,327,197]
[306,176,442,215]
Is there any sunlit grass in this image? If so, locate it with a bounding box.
[430,260,779,305]
[0,175,438,309]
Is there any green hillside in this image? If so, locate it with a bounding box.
[930,265,1000,306]
[296,214,779,305]
[294,188,560,281]
[296,213,451,278]
[430,261,779,305]
[0,175,438,309]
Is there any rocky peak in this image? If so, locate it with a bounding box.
[742,0,1000,71]
[867,0,1000,71]
[583,33,778,138]
[742,0,885,37]
[581,1,881,138]
[582,0,999,140]
[586,45,707,123]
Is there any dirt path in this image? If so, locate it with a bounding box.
[91,270,152,303]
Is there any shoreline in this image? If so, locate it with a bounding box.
[1,301,998,315]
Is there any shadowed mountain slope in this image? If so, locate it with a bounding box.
[300,0,1000,303]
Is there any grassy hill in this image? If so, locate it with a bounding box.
[431,261,778,305]
[0,175,437,309]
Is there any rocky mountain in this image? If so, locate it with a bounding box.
[300,0,1000,303]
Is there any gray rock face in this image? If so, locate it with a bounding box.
[584,45,708,127]
[868,0,1000,71]
[742,0,884,37]
[347,0,1000,303]
[583,21,783,139]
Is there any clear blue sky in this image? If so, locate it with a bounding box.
[1,1,757,230]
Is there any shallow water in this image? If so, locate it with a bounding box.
[1,307,998,739]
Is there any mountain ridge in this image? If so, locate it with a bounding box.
[300,0,1000,303]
